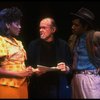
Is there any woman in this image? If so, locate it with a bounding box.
[0,7,33,98]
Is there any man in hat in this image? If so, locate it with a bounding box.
[68,7,100,99]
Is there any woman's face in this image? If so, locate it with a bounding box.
[71,18,86,36]
[7,20,21,36]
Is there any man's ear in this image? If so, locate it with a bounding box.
[52,26,56,33]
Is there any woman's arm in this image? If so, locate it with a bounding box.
[0,66,33,78]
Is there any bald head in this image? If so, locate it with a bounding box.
[40,17,56,28]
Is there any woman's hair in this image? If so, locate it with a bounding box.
[0,7,23,36]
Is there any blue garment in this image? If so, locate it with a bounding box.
[76,33,96,70]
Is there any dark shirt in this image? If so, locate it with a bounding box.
[27,38,72,99]
[38,39,57,67]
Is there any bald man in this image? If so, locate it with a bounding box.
[27,17,72,99]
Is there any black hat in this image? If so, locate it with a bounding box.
[71,7,95,27]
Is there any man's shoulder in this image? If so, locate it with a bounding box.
[30,39,40,44]
[28,39,40,47]
[57,38,67,44]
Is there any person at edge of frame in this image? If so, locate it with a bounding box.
[68,7,100,99]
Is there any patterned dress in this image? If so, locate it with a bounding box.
[0,36,28,98]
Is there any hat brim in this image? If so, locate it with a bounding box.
[70,12,94,27]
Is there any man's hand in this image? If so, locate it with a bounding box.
[57,62,70,72]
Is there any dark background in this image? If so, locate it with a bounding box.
[0,0,100,49]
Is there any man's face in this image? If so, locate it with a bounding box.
[71,18,85,36]
[39,18,55,42]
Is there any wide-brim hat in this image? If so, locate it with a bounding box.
[70,7,95,27]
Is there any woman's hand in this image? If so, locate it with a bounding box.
[17,66,33,78]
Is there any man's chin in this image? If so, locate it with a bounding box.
[40,36,46,39]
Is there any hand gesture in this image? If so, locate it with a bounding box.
[57,62,70,72]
